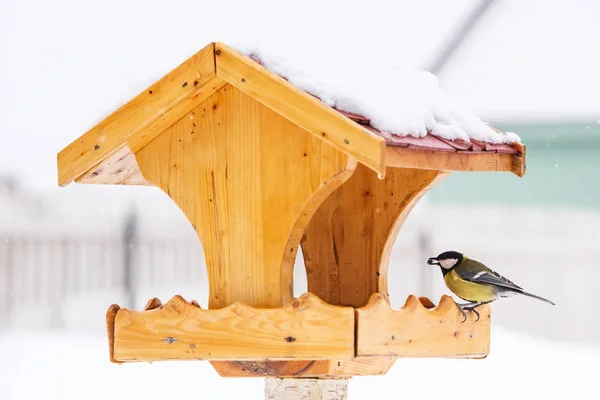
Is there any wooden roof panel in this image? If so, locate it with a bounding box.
[57,42,526,185]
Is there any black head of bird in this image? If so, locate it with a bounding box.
[427,251,464,272]
[427,250,555,323]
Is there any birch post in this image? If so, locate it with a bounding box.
[265,378,349,400]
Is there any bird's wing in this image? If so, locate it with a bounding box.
[459,259,524,292]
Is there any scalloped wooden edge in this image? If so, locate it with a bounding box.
[355,293,490,358]
[107,292,354,363]
[106,292,490,368]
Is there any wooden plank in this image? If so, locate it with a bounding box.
[108,293,355,363]
[385,134,457,152]
[76,145,152,185]
[301,164,447,307]
[57,42,226,186]
[512,146,526,177]
[437,137,473,151]
[214,42,387,177]
[135,84,354,309]
[483,142,519,154]
[356,294,490,358]
[385,146,525,177]
[106,304,121,364]
[211,357,396,378]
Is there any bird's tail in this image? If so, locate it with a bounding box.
[518,290,555,306]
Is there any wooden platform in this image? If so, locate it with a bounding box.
[107,292,490,374]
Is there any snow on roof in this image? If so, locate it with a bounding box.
[231,39,521,145]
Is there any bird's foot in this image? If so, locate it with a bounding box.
[456,302,484,323]
[467,307,481,322]
[455,302,472,323]
[457,306,468,323]
[460,301,492,323]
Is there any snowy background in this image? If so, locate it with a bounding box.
[1,0,600,399]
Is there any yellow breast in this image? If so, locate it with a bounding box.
[444,269,495,302]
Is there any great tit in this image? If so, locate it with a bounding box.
[427,250,555,322]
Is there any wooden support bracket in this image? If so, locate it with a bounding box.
[300,164,448,307]
[135,84,356,310]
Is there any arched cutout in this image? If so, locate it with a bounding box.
[124,185,211,310]
[383,188,439,309]
[300,164,447,307]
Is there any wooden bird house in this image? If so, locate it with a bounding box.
[57,42,525,396]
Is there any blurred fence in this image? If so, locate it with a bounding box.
[0,225,208,331]
[1,203,599,346]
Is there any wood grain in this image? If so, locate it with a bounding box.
[76,145,151,185]
[214,42,387,177]
[135,84,353,309]
[211,357,396,378]
[356,294,490,358]
[385,146,526,177]
[109,293,354,362]
[301,164,447,307]
[58,42,226,186]
[512,147,526,177]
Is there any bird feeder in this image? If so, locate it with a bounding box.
[57,42,525,398]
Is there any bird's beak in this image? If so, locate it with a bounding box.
[427,257,439,265]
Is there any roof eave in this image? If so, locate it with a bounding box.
[57,42,225,187]
[385,144,526,177]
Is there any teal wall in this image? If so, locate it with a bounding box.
[428,122,600,210]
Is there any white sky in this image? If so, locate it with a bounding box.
[1,0,598,193]
[439,0,600,122]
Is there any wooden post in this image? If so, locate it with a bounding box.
[265,378,348,400]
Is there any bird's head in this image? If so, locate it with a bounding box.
[427,251,464,270]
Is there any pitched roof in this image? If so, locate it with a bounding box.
[57,41,525,187]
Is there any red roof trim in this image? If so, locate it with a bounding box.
[244,53,522,156]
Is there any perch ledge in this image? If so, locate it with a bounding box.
[106,292,489,368]
[106,292,354,363]
[356,293,490,358]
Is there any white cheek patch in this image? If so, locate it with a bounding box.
[439,258,458,269]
